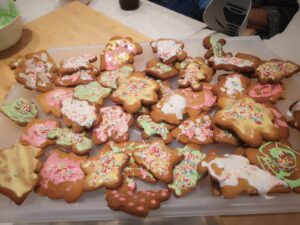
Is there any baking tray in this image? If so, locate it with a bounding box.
[0,36,300,223]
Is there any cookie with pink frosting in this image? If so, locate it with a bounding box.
[36,149,87,203]
[58,54,97,75]
[288,100,300,131]
[105,36,143,56]
[20,119,60,151]
[100,48,134,71]
[92,106,133,145]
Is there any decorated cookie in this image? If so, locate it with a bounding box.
[247,82,285,104]
[106,177,170,217]
[36,150,87,203]
[59,54,97,75]
[203,35,227,59]
[73,81,111,105]
[136,115,174,144]
[47,128,92,155]
[105,36,143,56]
[61,98,98,132]
[93,106,133,145]
[98,64,134,89]
[213,126,239,146]
[1,97,38,126]
[20,119,60,150]
[111,72,160,113]
[157,79,172,98]
[81,145,129,191]
[0,143,42,205]
[36,87,73,117]
[55,69,98,87]
[135,106,151,117]
[254,59,300,84]
[244,142,300,193]
[133,139,183,183]
[150,38,187,64]
[212,73,250,98]
[168,144,206,197]
[145,59,178,80]
[171,114,214,145]
[100,48,134,71]
[13,50,57,92]
[198,150,289,198]
[175,57,203,70]
[213,96,281,147]
[288,100,300,131]
[208,53,261,73]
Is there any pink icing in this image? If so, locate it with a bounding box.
[104,47,130,71]
[20,121,58,147]
[189,90,216,110]
[40,152,84,188]
[269,108,288,128]
[137,206,145,211]
[44,89,73,107]
[109,39,137,55]
[249,83,283,98]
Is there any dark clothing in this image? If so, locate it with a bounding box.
[150,0,299,38]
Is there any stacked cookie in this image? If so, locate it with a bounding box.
[1,35,300,217]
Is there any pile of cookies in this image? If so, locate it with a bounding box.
[1,36,300,217]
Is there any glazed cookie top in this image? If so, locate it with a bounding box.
[102,48,132,71]
[106,37,140,55]
[150,39,184,62]
[137,115,170,140]
[60,54,97,72]
[41,88,73,108]
[1,98,38,124]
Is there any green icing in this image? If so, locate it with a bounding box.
[209,36,223,57]
[1,97,37,124]
[150,62,172,73]
[257,142,300,188]
[74,81,111,103]
[48,128,92,152]
[0,0,19,28]
[168,146,206,196]
[137,115,169,140]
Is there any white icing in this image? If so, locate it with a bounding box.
[155,40,183,62]
[202,154,287,197]
[210,56,254,67]
[221,76,244,95]
[161,94,186,119]
[18,73,36,88]
[62,54,96,70]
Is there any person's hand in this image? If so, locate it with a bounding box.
[248,8,269,32]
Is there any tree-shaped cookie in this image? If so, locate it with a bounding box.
[133,139,183,183]
[254,59,300,84]
[73,81,111,105]
[36,149,87,203]
[81,144,129,191]
[93,106,133,145]
[171,114,214,145]
[111,72,159,113]
[213,96,281,147]
[36,87,73,117]
[0,143,42,204]
[47,127,92,155]
[59,54,97,75]
[168,144,206,197]
[145,59,178,80]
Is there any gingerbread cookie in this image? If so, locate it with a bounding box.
[93,106,133,145]
[106,177,170,217]
[175,57,203,70]
[288,100,300,131]
[81,144,129,191]
[13,50,57,92]
[105,36,143,56]
[156,79,172,98]
[136,115,174,144]
[247,81,285,104]
[208,53,261,73]
[1,97,38,126]
[203,35,227,59]
[20,119,60,150]
[171,114,214,145]
[0,143,42,205]
[254,59,300,84]
[55,69,98,87]
[145,59,178,80]
[36,150,87,203]
[244,142,300,193]
[213,96,281,147]
[73,81,111,105]
[36,87,73,117]
[100,48,134,71]
[98,64,134,89]
[150,38,187,64]
[47,128,92,155]
[133,139,183,183]
[61,98,99,132]
[198,150,289,198]
[213,127,239,146]
[168,144,206,197]
[59,54,97,75]
[213,73,250,98]
[111,72,160,113]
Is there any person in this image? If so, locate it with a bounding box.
[150,0,299,39]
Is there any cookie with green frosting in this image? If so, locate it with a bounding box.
[1,97,38,126]
[47,128,92,155]
[145,59,178,80]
